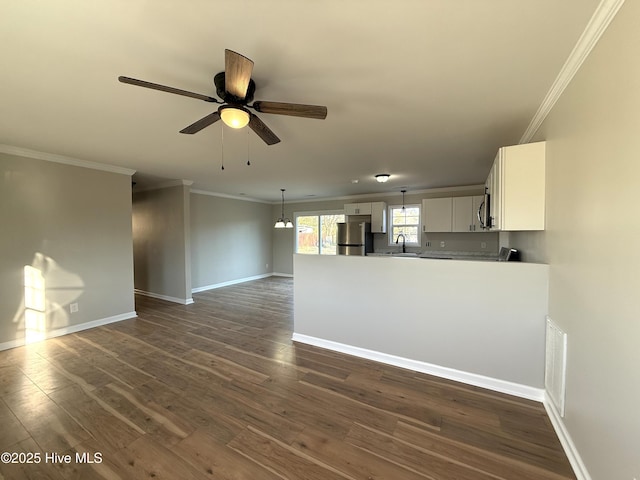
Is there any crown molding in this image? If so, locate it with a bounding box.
[191,184,484,205]
[190,189,271,204]
[0,144,136,176]
[281,184,485,205]
[520,0,626,143]
[134,179,195,193]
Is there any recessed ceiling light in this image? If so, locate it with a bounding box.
[375,174,391,183]
[351,179,359,184]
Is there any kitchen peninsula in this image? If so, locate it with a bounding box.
[293,254,549,400]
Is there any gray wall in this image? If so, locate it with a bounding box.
[510,2,640,477]
[132,184,192,303]
[272,189,498,275]
[191,192,273,289]
[0,153,135,348]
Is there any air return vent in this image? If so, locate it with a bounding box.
[545,316,567,417]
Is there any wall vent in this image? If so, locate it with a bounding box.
[545,316,567,416]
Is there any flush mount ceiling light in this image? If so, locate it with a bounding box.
[375,174,391,183]
[274,189,293,229]
[219,105,250,129]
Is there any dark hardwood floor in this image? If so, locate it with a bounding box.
[0,277,576,479]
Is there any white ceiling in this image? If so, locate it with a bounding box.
[0,0,601,202]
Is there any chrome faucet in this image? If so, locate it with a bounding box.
[395,233,406,253]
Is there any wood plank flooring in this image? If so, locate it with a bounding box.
[0,277,576,479]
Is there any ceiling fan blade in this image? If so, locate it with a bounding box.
[118,76,219,103]
[248,113,280,145]
[252,101,327,119]
[179,112,221,134]
[224,49,254,100]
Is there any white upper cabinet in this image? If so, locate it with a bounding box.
[370,201,387,233]
[344,202,372,215]
[452,195,484,232]
[486,141,546,231]
[422,197,453,232]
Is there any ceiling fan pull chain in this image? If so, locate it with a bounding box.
[246,128,251,166]
[221,125,225,170]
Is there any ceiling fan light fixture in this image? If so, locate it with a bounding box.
[119,49,327,145]
[220,105,250,129]
[375,174,391,183]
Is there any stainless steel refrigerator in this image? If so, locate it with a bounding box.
[337,222,373,256]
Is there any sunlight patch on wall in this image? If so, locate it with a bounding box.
[24,265,46,344]
[12,252,85,346]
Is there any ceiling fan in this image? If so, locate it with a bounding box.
[119,49,327,145]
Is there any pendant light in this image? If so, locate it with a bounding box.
[401,188,407,211]
[274,189,293,229]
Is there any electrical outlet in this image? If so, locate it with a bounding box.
[70,303,78,314]
[265,263,269,269]
[425,241,431,247]
[440,241,445,248]
[481,242,487,249]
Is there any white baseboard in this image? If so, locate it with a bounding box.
[135,289,194,305]
[272,272,293,278]
[543,392,591,480]
[191,273,275,293]
[0,311,137,352]
[291,333,545,402]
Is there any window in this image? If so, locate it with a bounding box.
[388,204,420,245]
[296,211,345,255]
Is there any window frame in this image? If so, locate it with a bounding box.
[387,204,421,246]
[294,209,345,255]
